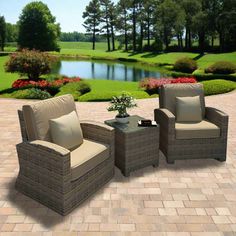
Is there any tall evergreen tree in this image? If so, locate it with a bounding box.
[83,0,101,50]
[108,2,117,51]
[100,0,112,51]
[130,0,138,51]
[181,0,201,50]
[143,0,157,48]
[117,0,130,51]
[156,0,183,49]
[0,16,6,51]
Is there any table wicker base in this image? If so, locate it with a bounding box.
[105,115,159,177]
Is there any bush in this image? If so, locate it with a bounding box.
[202,80,236,96]
[5,49,56,81]
[11,76,82,96]
[56,81,91,101]
[173,57,198,73]
[10,88,52,100]
[205,61,236,75]
[139,77,197,95]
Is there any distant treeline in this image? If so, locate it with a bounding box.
[60,32,105,42]
[82,0,236,53]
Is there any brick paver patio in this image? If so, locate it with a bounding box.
[0,92,235,235]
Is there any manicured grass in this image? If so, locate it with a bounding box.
[77,79,236,101]
[197,52,236,69]
[78,80,154,101]
[0,56,18,90]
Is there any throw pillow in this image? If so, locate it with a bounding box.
[176,96,202,122]
[49,111,83,150]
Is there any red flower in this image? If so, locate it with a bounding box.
[140,77,197,92]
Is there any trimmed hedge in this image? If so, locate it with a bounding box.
[5,88,52,99]
[56,81,91,101]
[171,71,236,82]
[202,80,236,96]
[205,61,236,75]
[173,57,198,73]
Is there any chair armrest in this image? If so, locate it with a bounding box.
[16,140,71,176]
[205,107,229,137]
[154,108,176,133]
[80,120,114,145]
[80,120,115,160]
[205,107,228,125]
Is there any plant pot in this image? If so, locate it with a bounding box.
[115,114,130,124]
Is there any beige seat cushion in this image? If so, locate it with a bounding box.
[71,139,109,180]
[159,83,205,118]
[22,94,76,141]
[49,111,83,150]
[176,96,202,122]
[175,119,220,139]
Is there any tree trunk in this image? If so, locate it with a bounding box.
[147,11,151,47]
[180,35,183,50]
[124,10,128,51]
[177,34,180,49]
[111,24,115,51]
[185,27,188,49]
[164,28,169,50]
[219,31,224,52]
[93,22,96,50]
[105,7,111,52]
[139,22,143,51]
[132,1,137,51]
[188,30,191,49]
[211,35,214,47]
[198,31,205,53]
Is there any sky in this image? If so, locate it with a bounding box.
[0,0,118,33]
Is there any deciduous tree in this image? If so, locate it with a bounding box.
[18,1,60,51]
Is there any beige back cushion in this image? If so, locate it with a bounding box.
[49,111,83,150]
[159,83,205,117]
[176,96,202,122]
[22,94,76,141]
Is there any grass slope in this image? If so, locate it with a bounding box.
[78,80,154,101]
[0,56,18,90]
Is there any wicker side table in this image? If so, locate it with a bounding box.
[105,115,159,176]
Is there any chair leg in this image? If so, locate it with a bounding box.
[166,159,175,164]
[215,158,226,162]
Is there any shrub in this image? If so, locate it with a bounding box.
[11,76,82,95]
[202,80,236,96]
[10,88,52,100]
[205,61,236,75]
[173,57,198,73]
[56,81,91,101]
[5,49,56,81]
[140,77,197,95]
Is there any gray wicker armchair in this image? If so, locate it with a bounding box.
[16,95,114,215]
[154,83,228,164]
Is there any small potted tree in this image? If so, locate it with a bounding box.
[107,92,137,123]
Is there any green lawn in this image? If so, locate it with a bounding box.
[1,41,236,100]
[78,80,153,101]
[0,56,18,90]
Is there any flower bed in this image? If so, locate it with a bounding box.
[12,77,81,89]
[140,77,197,95]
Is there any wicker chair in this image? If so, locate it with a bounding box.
[154,83,228,164]
[16,95,115,215]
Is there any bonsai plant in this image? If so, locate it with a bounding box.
[107,92,137,123]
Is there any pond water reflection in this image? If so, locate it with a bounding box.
[52,60,167,81]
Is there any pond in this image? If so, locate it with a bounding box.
[52,59,167,81]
